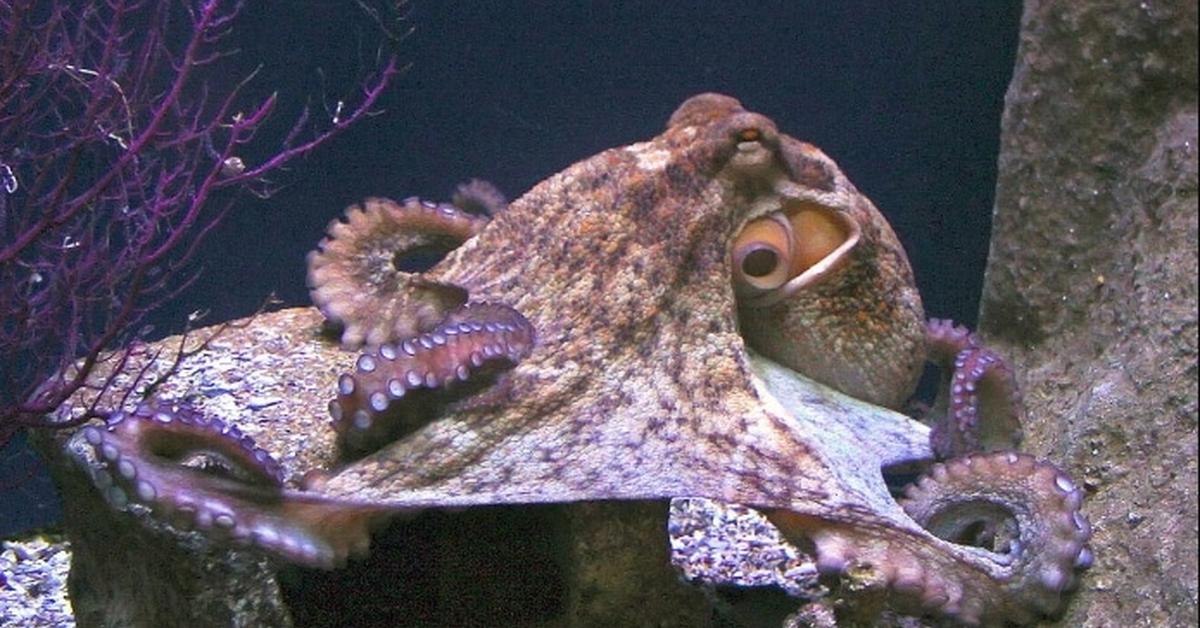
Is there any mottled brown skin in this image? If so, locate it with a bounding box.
[325,93,926,503]
[735,141,927,410]
[83,94,1090,625]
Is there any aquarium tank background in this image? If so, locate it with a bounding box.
[0,2,1020,537]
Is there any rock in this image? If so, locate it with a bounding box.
[668,497,821,599]
[0,533,74,628]
[978,0,1198,625]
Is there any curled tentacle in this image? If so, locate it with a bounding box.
[899,452,1093,622]
[926,318,1024,459]
[306,196,484,348]
[330,302,535,453]
[770,452,1092,626]
[81,400,390,569]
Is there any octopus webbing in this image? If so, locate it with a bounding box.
[77,93,1091,625]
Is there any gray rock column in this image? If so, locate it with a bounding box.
[980,1,1198,625]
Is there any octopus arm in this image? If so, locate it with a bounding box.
[306,196,485,348]
[925,319,1025,458]
[81,401,392,568]
[770,451,1091,625]
[78,303,537,568]
[330,302,535,453]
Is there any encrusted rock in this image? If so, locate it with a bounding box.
[0,533,74,628]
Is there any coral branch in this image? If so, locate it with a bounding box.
[0,0,409,448]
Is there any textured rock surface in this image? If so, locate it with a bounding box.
[0,533,74,628]
[669,497,821,599]
[978,0,1198,626]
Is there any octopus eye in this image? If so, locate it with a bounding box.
[732,215,793,294]
[732,202,856,304]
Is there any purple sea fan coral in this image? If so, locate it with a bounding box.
[0,0,407,448]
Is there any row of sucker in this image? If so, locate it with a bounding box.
[81,400,386,569]
[897,451,1093,624]
[306,194,491,348]
[925,318,1024,459]
[329,302,535,453]
[773,451,1091,626]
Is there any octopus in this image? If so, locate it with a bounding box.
[78,93,1091,625]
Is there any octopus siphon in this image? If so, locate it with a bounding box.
[78,93,1091,625]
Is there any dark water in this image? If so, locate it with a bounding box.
[1,2,1020,535]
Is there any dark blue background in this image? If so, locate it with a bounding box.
[1,2,1021,535]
